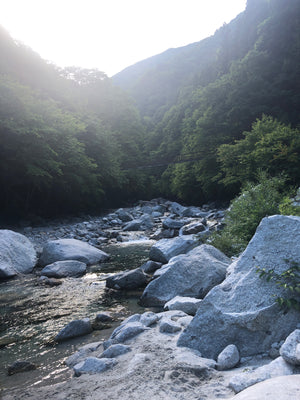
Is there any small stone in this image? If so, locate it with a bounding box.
[8,360,36,375]
[159,318,182,334]
[217,344,240,370]
[99,344,131,358]
[280,329,300,365]
[73,357,116,376]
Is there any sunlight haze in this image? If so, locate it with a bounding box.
[1,0,247,76]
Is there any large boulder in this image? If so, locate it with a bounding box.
[229,356,294,393]
[162,217,187,230]
[0,230,37,278]
[106,268,150,290]
[41,260,87,278]
[178,215,300,359]
[39,239,109,267]
[140,244,229,306]
[149,236,197,264]
[229,375,300,400]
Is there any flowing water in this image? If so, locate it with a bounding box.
[0,240,155,394]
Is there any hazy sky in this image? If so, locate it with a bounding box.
[1,0,247,76]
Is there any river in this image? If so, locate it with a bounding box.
[0,240,155,394]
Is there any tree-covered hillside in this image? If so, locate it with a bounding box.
[114,0,300,204]
[0,27,150,221]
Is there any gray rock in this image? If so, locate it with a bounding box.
[73,357,116,376]
[229,375,300,400]
[39,239,109,267]
[65,341,102,367]
[174,348,216,373]
[140,311,160,327]
[99,344,131,358]
[180,221,206,235]
[164,296,202,316]
[150,228,176,240]
[106,268,150,290]
[55,318,92,342]
[115,209,133,222]
[182,207,209,218]
[140,260,162,274]
[120,314,141,326]
[41,260,87,278]
[178,216,300,359]
[0,230,37,278]
[112,322,149,343]
[7,360,36,375]
[229,356,294,393]
[217,344,240,370]
[162,217,187,230]
[123,219,143,231]
[149,236,197,264]
[151,211,163,218]
[280,329,300,365]
[140,214,154,230]
[169,202,188,216]
[159,318,182,333]
[95,312,114,323]
[141,244,229,306]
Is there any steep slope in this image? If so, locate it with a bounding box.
[114,0,300,204]
[113,0,270,119]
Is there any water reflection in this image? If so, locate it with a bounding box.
[0,240,154,393]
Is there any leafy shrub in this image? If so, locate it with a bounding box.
[279,189,300,216]
[256,260,300,310]
[208,173,285,256]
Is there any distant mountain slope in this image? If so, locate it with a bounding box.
[113,0,270,119]
[115,0,300,204]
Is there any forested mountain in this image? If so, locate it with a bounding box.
[114,0,300,204]
[0,0,299,222]
[0,26,149,221]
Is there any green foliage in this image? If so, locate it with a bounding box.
[209,173,285,256]
[0,34,148,219]
[256,260,300,310]
[218,115,300,188]
[279,189,300,216]
[115,0,300,204]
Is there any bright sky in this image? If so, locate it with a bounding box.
[1,0,247,77]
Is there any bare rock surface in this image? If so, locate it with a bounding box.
[178,216,300,359]
[229,356,294,393]
[280,329,300,365]
[141,244,229,306]
[41,260,87,278]
[229,375,300,400]
[0,230,37,278]
[39,238,109,267]
[55,318,93,342]
[149,235,197,263]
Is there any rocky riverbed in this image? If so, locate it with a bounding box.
[1,200,300,399]
[0,199,226,395]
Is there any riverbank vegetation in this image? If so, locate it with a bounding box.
[0,0,299,222]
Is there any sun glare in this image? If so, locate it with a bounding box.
[1,0,247,75]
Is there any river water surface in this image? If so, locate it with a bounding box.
[0,240,154,394]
